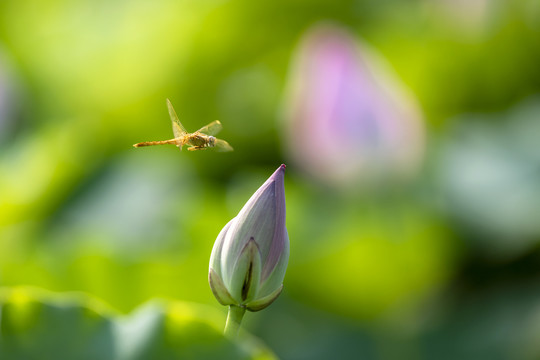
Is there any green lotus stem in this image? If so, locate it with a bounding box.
[224,305,246,338]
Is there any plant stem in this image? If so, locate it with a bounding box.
[224,305,246,338]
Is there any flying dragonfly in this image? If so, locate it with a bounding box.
[133,99,233,152]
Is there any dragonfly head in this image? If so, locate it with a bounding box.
[208,136,216,147]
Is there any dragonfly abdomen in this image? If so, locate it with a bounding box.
[133,138,182,148]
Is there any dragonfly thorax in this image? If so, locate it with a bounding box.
[187,133,215,148]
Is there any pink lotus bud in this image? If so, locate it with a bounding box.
[283,23,424,187]
[209,165,289,312]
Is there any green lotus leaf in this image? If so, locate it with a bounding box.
[0,287,275,360]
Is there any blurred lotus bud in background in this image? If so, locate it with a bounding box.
[282,23,425,188]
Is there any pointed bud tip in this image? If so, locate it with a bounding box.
[273,164,286,177]
[266,164,286,183]
[266,164,286,186]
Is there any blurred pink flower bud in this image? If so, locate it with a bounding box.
[209,165,289,312]
[282,23,424,187]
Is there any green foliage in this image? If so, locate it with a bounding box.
[0,287,275,360]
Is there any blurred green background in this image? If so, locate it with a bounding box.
[1,0,540,359]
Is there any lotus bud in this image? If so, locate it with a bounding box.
[282,23,424,187]
[209,164,289,313]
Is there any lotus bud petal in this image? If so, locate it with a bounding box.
[246,284,283,312]
[209,165,289,312]
[208,268,235,306]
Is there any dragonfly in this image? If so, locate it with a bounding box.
[133,99,233,152]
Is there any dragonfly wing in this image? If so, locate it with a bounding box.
[167,99,187,138]
[213,138,234,152]
[196,120,222,136]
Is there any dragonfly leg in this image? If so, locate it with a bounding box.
[187,146,207,151]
